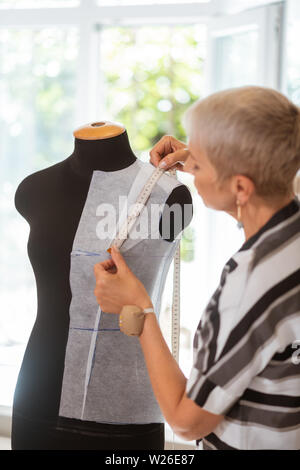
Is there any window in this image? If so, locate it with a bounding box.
[283,0,300,193]
[199,2,282,296]
[214,29,259,91]
[101,24,205,153]
[97,0,209,4]
[284,0,300,104]
[0,26,79,406]
[206,4,282,92]
[0,0,79,7]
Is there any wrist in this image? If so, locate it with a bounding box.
[137,297,154,311]
[139,310,157,340]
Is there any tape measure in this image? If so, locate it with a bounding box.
[107,165,181,363]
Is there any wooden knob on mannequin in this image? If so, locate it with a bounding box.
[73,121,126,140]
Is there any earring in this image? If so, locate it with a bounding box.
[236,199,244,229]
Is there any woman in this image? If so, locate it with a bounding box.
[94,86,300,450]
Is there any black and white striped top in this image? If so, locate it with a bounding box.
[186,196,300,450]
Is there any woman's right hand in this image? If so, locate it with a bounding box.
[149,135,189,172]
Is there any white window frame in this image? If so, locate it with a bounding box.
[280,0,294,96]
[280,0,300,196]
[205,2,284,95]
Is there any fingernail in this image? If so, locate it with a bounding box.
[159,160,167,168]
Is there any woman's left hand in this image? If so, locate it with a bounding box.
[93,245,153,314]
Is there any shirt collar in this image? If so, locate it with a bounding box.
[238,196,300,252]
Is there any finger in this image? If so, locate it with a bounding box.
[101,258,116,270]
[94,260,113,276]
[149,136,174,167]
[158,148,190,170]
[106,265,117,274]
[168,162,186,172]
[94,262,107,273]
[110,245,129,273]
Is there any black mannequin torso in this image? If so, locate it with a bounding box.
[11,130,193,450]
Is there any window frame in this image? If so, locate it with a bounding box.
[205,2,284,95]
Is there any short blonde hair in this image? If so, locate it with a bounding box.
[184,86,300,200]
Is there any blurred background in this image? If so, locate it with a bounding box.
[0,0,299,448]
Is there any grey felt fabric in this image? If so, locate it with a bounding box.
[59,159,182,424]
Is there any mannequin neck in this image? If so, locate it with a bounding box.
[69,131,137,177]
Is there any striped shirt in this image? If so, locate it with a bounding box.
[186,196,300,450]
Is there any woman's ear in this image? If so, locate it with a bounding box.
[231,174,255,205]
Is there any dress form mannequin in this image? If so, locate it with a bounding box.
[11,121,193,450]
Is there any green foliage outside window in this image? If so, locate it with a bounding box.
[101,25,206,153]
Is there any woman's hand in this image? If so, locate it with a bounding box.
[93,245,153,314]
[149,135,190,172]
